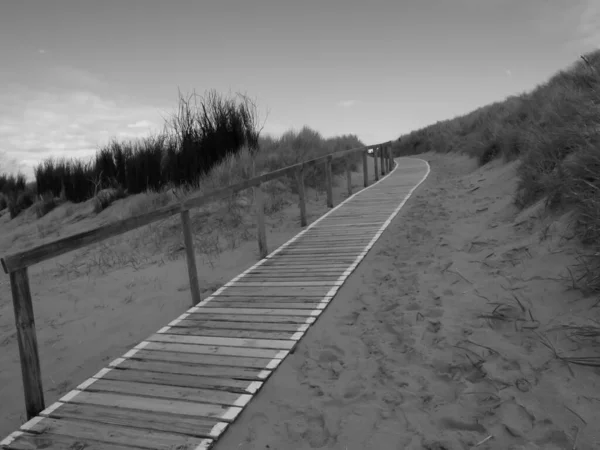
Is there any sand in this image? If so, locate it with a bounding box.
[212,153,600,450]
[2,154,600,449]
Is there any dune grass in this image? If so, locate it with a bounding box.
[392,49,600,294]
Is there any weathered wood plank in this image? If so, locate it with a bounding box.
[296,166,307,227]
[325,155,333,208]
[140,341,287,359]
[9,268,45,420]
[164,327,298,340]
[254,184,268,258]
[20,417,212,450]
[205,301,320,309]
[362,149,369,187]
[217,288,331,297]
[86,379,250,406]
[168,319,304,332]
[177,314,310,323]
[189,307,317,316]
[45,402,227,439]
[147,333,295,350]
[231,281,337,287]
[238,276,341,281]
[102,367,258,393]
[181,210,201,307]
[206,296,325,302]
[119,353,272,372]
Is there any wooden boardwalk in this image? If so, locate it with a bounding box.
[0,157,430,450]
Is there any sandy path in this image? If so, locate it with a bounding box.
[213,154,600,450]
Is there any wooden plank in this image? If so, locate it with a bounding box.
[276,248,364,253]
[241,271,343,276]
[120,352,272,372]
[296,166,307,227]
[362,149,369,187]
[217,287,331,297]
[238,277,340,282]
[147,333,295,350]
[189,307,317,317]
[207,296,326,302]
[165,327,298,340]
[86,379,249,406]
[231,281,337,287]
[325,155,333,208]
[256,262,349,267]
[102,367,257,393]
[205,301,319,310]
[374,146,379,181]
[2,432,137,450]
[1,202,181,273]
[346,164,352,196]
[44,402,226,439]
[181,210,201,307]
[9,268,45,420]
[20,417,212,449]
[177,314,309,323]
[255,184,268,258]
[168,320,305,332]
[140,341,287,359]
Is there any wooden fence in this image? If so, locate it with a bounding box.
[1,141,394,420]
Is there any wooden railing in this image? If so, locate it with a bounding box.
[1,141,394,420]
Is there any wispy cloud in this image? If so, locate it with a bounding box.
[127,120,156,129]
[337,100,356,108]
[0,79,168,178]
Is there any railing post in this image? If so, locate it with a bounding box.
[255,183,268,258]
[325,155,333,208]
[346,161,352,197]
[180,209,201,306]
[388,144,393,171]
[374,147,379,182]
[362,150,369,187]
[10,267,45,420]
[295,166,307,227]
[380,144,386,176]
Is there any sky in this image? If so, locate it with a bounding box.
[0,0,598,178]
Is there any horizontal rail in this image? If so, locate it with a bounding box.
[1,141,391,273]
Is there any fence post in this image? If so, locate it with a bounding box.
[180,210,201,306]
[325,155,333,208]
[296,166,307,226]
[346,162,352,197]
[388,144,393,171]
[374,147,379,182]
[380,144,386,176]
[255,183,268,258]
[362,150,369,187]
[10,267,45,420]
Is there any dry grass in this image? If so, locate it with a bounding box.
[394,49,600,295]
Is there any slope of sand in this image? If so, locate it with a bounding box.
[0,164,375,438]
[212,153,600,450]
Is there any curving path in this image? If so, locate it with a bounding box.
[0,157,430,450]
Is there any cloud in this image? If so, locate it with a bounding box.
[127,120,155,129]
[337,100,356,108]
[0,84,167,179]
[505,69,513,77]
